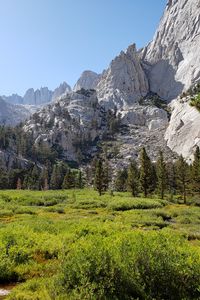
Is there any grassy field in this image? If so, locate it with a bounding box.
[0,189,199,299]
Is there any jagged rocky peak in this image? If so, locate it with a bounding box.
[73,70,101,91]
[52,82,71,100]
[23,87,53,105]
[97,44,149,109]
[142,0,200,100]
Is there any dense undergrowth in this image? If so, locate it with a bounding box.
[0,189,199,299]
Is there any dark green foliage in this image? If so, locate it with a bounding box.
[191,146,200,193]
[94,159,107,196]
[190,93,200,111]
[139,147,154,197]
[127,159,139,196]
[114,168,128,192]
[156,151,167,199]
[57,233,200,300]
[175,156,190,203]
[62,169,76,189]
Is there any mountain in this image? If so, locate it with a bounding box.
[1,0,200,165]
[0,97,30,126]
[2,82,71,106]
[21,0,200,165]
[73,71,101,91]
[97,44,149,109]
[142,0,200,100]
[141,0,200,160]
[52,82,71,100]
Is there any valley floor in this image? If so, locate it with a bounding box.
[0,189,199,299]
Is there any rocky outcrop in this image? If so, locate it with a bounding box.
[23,90,105,162]
[142,0,200,100]
[165,96,200,161]
[74,71,101,91]
[97,44,149,109]
[52,82,71,100]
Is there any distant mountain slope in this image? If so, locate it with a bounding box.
[2,81,71,106]
[0,97,30,126]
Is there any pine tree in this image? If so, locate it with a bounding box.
[94,159,105,196]
[166,161,177,198]
[76,170,84,189]
[191,146,200,193]
[175,156,189,204]
[156,151,167,199]
[62,169,75,189]
[127,160,139,196]
[16,178,22,190]
[139,147,152,197]
[114,168,128,192]
[50,163,65,190]
[103,159,111,191]
[30,165,40,190]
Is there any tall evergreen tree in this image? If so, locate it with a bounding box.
[127,160,139,196]
[50,164,62,190]
[166,161,177,198]
[62,169,75,189]
[156,151,167,199]
[191,146,200,193]
[175,156,189,204]
[139,147,152,197]
[94,159,105,196]
[114,168,128,192]
[76,170,84,189]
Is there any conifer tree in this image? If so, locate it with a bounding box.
[16,178,22,190]
[76,170,84,189]
[166,161,177,198]
[175,155,189,204]
[156,151,167,199]
[191,146,200,193]
[94,159,105,196]
[114,168,128,192]
[62,169,75,189]
[127,160,139,196]
[139,147,152,197]
[50,165,61,190]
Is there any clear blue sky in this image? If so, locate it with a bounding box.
[0,0,166,96]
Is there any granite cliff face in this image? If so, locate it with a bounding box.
[142,0,200,100]
[97,44,149,109]
[74,71,101,91]
[141,0,200,160]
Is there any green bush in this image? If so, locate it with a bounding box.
[190,93,200,111]
[108,198,166,211]
[56,232,200,300]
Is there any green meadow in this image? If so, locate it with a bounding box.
[0,189,199,299]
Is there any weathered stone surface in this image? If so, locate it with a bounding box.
[97,44,149,109]
[0,97,30,126]
[52,82,71,100]
[165,96,200,161]
[142,0,200,100]
[74,71,101,91]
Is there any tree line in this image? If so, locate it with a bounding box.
[94,147,200,202]
[0,124,200,202]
